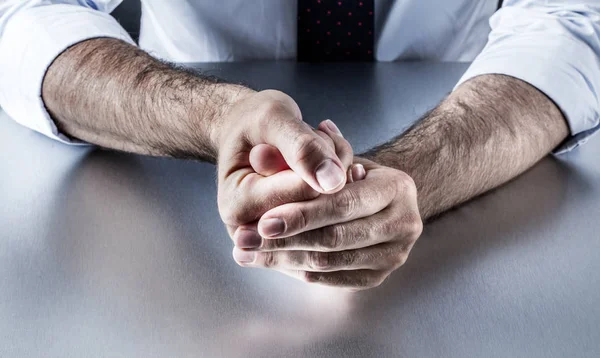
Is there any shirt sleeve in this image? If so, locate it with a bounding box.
[0,0,134,145]
[455,0,600,154]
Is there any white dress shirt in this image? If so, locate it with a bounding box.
[0,0,599,152]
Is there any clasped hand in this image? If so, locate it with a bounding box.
[216,90,423,290]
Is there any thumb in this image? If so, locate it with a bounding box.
[220,90,348,193]
[246,118,348,193]
[348,163,367,183]
[249,121,354,179]
[249,144,290,176]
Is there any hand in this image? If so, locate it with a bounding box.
[232,156,423,291]
[216,89,353,240]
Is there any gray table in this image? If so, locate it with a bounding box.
[1,62,599,358]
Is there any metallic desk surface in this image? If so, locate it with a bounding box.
[1,62,599,358]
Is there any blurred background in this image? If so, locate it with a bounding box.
[112,0,141,43]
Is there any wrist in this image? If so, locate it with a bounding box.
[204,84,256,159]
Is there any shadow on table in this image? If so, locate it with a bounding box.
[351,154,593,317]
[39,149,263,356]
[36,149,593,356]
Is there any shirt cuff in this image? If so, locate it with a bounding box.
[0,4,135,145]
[454,13,600,154]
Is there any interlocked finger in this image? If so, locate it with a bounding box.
[279,269,389,291]
[257,169,397,238]
[233,243,407,272]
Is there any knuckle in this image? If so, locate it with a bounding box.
[355,274,372,289]
[308,251,330,270]
[219,207,241,227]
[285,251,302,267]
[354,225,370,245]
[303,271,319,283]
[392,251,408,269]
[366,222,381,242]
[217,196,233,223]
[384,241,409,269]
[412,219,424,239]
[220,207,248,227]
[382,178,399,200]
[337,137,354,158]
[218,194,252,227]
[338,251,355,268]
[394,171,417,197]
[255,100,296,133]
[296,207,309,231]
[259,99,290,121]
[368,274,388,289]
[262,251,277,268]
[272,238,288,250]
[397,170,416,187]
[402,212,423,239]
[378,216,398,238]
[258,90,301,118]
[321,225,343,250]
[293,134,323,166]
[351,273,385,291]
[331,190,357,219]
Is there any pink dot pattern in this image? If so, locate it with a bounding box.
[298,0,374,61]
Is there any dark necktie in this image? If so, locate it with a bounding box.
[297,0,374,62]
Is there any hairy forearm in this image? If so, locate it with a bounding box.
[42,38,253,163]
[363,74,569,220]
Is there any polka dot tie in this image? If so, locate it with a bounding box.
[297,0,374,62]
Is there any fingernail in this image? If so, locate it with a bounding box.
[315,160,346,192]
[233,247,256,264]
[235,228,262,248]
[259,218,286,237]
[324,119,343,137]
[351,164,366,181]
